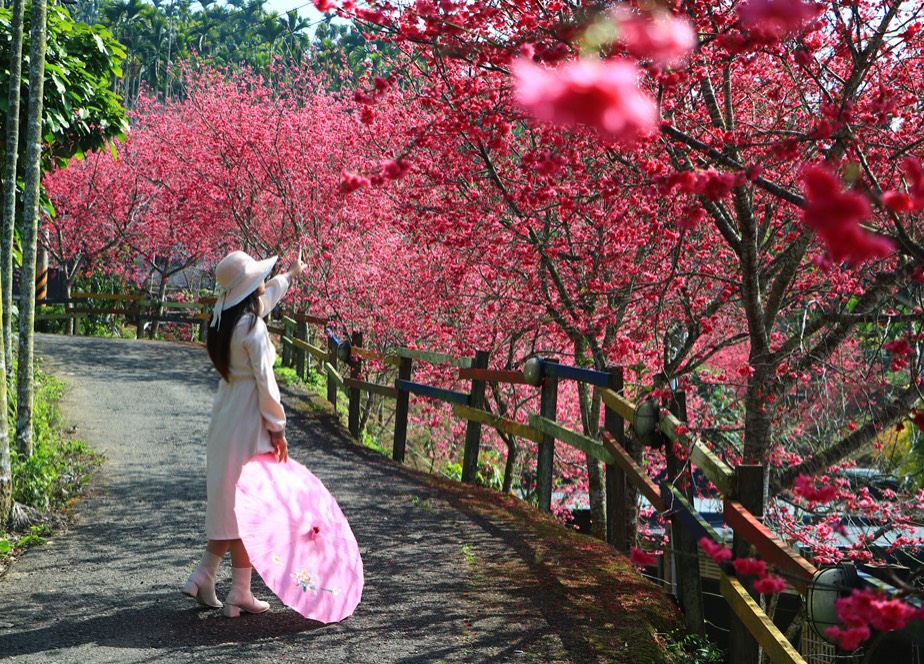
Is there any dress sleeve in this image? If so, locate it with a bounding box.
[242,317,286,433]
[257,274,290,318]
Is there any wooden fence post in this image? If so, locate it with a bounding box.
[296,319,308,379]
[536,363,558,512]
[282,317,293,368]
[348,331,363,438]
[604,366,627,551]
[198,307,208,344]
[327,333,338,407]
[461,350,490,484]
[728,464,766,663]
[665,389,705,636]
[305,325,314,376]
[393,355,413,463]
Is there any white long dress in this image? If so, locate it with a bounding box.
[205,274,289,540]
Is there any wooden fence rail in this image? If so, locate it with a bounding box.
[272,326,813,663]
[35,292,216,339]
[50,292,906,664]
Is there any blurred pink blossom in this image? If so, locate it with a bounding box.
[802,164,894,265]
[699,537,732,564]
[738,0,822,35]
[514,58,657,143]
[615,10,697,66]
[629,546,658,567]
[752,575,787,594]
[339,170,370,195]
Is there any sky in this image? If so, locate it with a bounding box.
[244,0,349,35]
[261,0,326,21]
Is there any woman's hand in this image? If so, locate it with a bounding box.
[271,431,289,463]
[287,248,307,280]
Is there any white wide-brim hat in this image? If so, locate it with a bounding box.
[210,250,278,328]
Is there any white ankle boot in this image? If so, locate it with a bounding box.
[182,551,223,609]
[223,566,269,618]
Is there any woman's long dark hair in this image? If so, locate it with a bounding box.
[207,290,260,381]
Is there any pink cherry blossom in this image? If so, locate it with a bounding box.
[801,164,895,265]
[903,156,924,202]
[732,557,768,578]
[513,58,657,143]
[825,589,920,651]
[698,537,732,564]
[339,170,371,195]
[614,10,698,67]
[752,575,787,594]
[883,157,924,213]
[738,0,822,36]
[381,159,411,180]
[629,546,658,567]
[793,473,838,504]
[825,624,871,651]
[882,190,913,213]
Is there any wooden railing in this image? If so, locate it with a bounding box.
[35,292,214,339]
[47,294,902,664]
[270,314,818,662]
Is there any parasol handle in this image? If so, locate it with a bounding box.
[300,525,322,540]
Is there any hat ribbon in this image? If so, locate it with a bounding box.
[209,266,250,329]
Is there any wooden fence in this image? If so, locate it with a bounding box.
[43,293,903,664]
[270,314,813,663]
[34,292,214,340]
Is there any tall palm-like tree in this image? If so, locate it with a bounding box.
[275,9,309,62]
[2,0,25,376]
[17,0,50,456]
[92,0,328,98]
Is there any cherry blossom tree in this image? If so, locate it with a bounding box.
[48,1,924,649]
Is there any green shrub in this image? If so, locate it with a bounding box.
[666,634,724,664]
[360,428,390,456]
[10,367,98,513]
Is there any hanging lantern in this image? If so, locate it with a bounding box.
[523,356,545,387]
[805,562,859,643]
[633,397,661,447]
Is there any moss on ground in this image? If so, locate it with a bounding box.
[421,472,684,663]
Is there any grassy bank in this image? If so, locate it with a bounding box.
[0,365,99,569]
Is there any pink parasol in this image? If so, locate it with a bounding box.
[235,453,363,623]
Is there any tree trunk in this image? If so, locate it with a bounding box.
[585,449,606,539]
[149,273,168,339]
[35,232,47,332]
[0,288,8,529]
[576,359,606,539]
[64,279,73,335]
[573,337,607,540]
[15,0,48,457]
[623,432,642,548]
[742,367,774,465]
[502,433,517,493]
[2,0,25,375]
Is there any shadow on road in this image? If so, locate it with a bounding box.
[0,334,674,663]
[0,602,323,658]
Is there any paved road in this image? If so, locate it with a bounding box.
[0,335,564,663]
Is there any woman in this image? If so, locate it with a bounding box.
[183,249,306,617]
